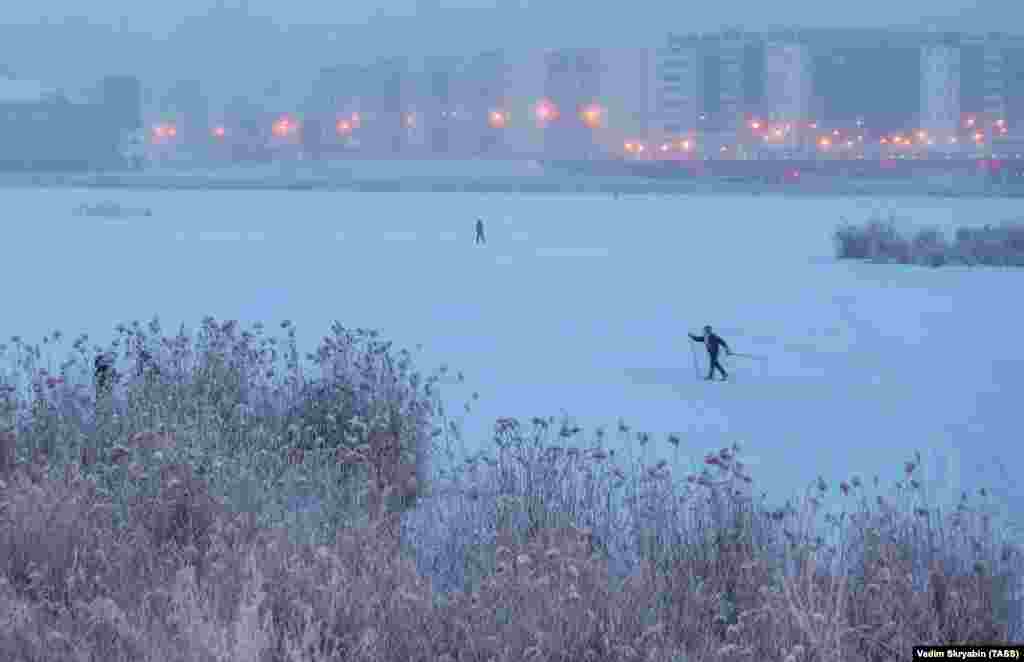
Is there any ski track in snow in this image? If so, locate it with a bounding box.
[4,188,1024,536]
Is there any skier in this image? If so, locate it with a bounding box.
[689,325,732,381]
[474,218,486,245]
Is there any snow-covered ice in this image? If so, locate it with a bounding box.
[5,187,1024,532]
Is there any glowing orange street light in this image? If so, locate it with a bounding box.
[580,104,603,129]
[153,123,177,140]
[272,116,295,138]
[336,119,352,135]
[974,132,984,142]
[750,120,761,130]
[880,138,889,144]
[819,137,831,148]
[680,140,691,151]
[916,130,927,141]
[488,109,507,129]
[212,126,226,138]
[535,99,559,124]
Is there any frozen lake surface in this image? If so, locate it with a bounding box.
[5,187,1024,528]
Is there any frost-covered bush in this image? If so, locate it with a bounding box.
[836,217,1024,268]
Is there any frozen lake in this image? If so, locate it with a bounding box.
[5,187,1024,527]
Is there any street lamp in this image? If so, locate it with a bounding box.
[535,99,558,125]
[272,116,296,138]
[579,104,603,129]
[487,110,508,129]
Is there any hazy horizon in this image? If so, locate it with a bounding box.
[0,0,1017,107]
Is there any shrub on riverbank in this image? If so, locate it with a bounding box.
[835,215,1024,267]
[0,320,1020,660]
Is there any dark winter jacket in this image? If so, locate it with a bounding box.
[689,332,730,358]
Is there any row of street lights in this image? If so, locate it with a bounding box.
[150,98,608,145]
[151,104,1015,161]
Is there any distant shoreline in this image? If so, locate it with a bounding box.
[2,167,1022,198]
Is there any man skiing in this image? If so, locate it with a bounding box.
[474,218,486,245]
[689,325,731,381]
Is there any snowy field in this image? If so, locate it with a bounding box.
[6,187,1024,530]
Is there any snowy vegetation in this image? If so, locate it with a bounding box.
[0,316,1020,661]
[835,214,1024,267]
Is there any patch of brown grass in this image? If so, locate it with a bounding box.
[0,320,1019,660]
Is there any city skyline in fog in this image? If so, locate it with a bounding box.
[0,0,1018,111]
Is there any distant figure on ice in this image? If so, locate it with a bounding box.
[689,325,732,381]
[474,218,486,245]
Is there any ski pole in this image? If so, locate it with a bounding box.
[729,352,767,360]
[688,334,701,380]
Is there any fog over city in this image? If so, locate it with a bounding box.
[0,0,1018,96]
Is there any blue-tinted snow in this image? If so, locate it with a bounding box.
[4,187,1023,532]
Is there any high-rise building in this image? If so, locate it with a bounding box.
[420,55,466,155]
[307,64,365,150]
[806,29,920,133]
[502,49,546,158]
[601,47,657,154]
[361,57,416,155]
[463,50,513,156]
[919,40,961,148]
[694,29,764,156]
[1004,42,1024,129]
[0,76,121,170]
[653,36,699,140]
[161,79,209,147]
[717,29,749,132]
[764,40,812,124]
[542,48,602,159]
[961,32,1021,146]
[100,75,142,134]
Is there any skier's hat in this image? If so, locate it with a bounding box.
[703,325,712,332]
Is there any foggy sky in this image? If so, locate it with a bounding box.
[0,0,1016,111]
[3,0,1014,34]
